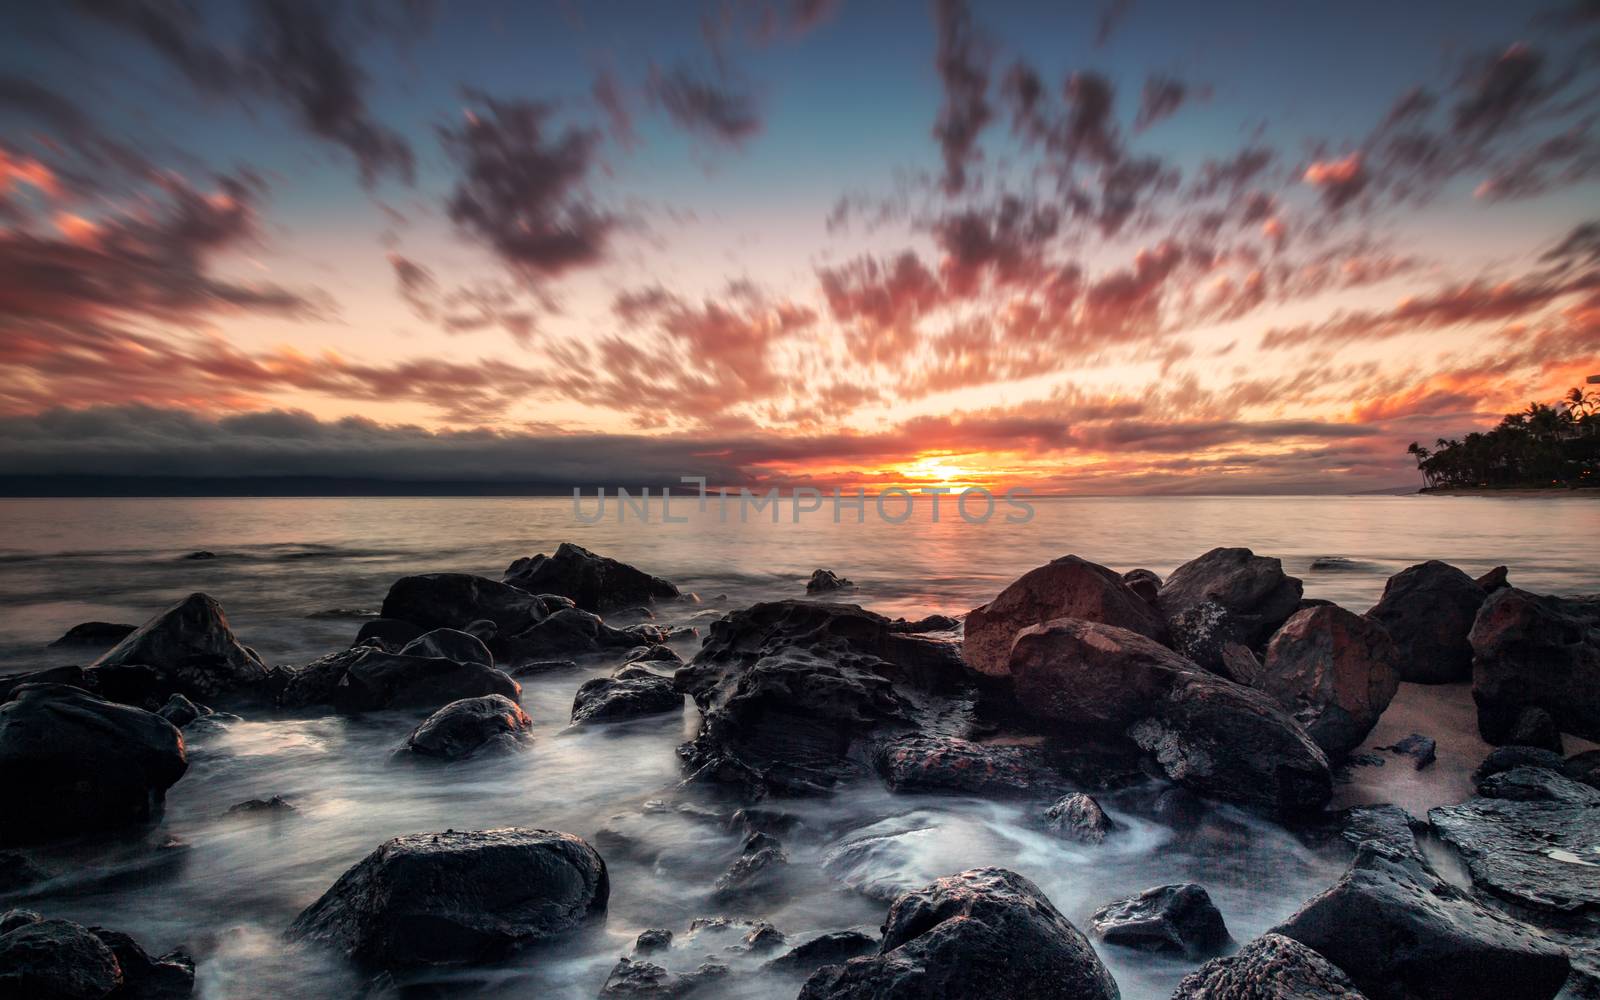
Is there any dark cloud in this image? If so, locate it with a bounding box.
[1301,152,1368,211]
[1134,74,1187,130]
[1543,218,1600,268]
[592,67,635,147]
[74,0,237,89]
[931,0,993,193]
[931,196,1060,294]
[388,252,437,320]
[1095,0,1133,48]
[647,65,762,145]
[1452,43,1549,135]
[440,92,615,280]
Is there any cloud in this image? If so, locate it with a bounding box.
[388,252,437,320]
[440,92,615,280]
[1302,151,1368,210]
[647,65,762,144]
[592,67,636,147]
[931,0,993,193]
[1095,0,1133,47]
[1134,74,1188,130]
[1452,43,1549,136]
[931,196,1060,294]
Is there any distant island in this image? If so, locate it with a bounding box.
[1407,385,1599,493]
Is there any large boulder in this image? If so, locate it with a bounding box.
[278,647,519,713]
[379,574,554,637]
[503,543,678,612]
[797,868,1119,1000]
[674,602,971,796]
[1276,847,1570,1000]
[1172,932,1368,999]
[399,628,493,668]
[1366,561,1487,683]
[1157,547,1303,654]
[0,917,123,999]
[1258,607,1400,757]
[287,828,607,968]
[1090,883,1231,958]
[570,668,683,725]
[963,555,1169,677]
[0,685,187,844]
[402,695,530,759]
[1044,793,1117,844]
[1009,620,1330,816]
[503,608,665,661]
[1470,588,1600,744]
[47,622,136,649]
[872,735,1067,799]
[91,593,267,700]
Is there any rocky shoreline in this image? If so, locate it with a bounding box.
[2,540,1598,998]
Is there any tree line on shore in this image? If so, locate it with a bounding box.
[1407,385,1600,489]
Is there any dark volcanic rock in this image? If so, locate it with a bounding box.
[624,644,682,666]
[1475,745,1566,788]
[353,618,426,651]
[156,694,208,729]
[0,917,123,999]
[1259,606,1401,758]
[0,684,187,845]
[1505,706,1565,753]
[86,926,195,1000]
[1044,792,1117,844]
[675,602,970,796]
[1470,587,1600,743]
[182,550,215,561]
[872,735,1065,799]
[227,795,296,817]
[963,555,1169,677]
[503,542,679,612]
[47,621,136,649]
[1172,932,1369,999]
[1009,620,1331,816]
[1157,547,1304,652]
[1566,749,1600,789]
[504,608,665,661]
[1122,568,1162,605]
[1165,600,1260,676]
[91,593,267,700]
[634,928,672,954]
[403,695,531,759]
[571,670,683,726]
[600,957,728,997]
[1429,775,1600,914]
[807,569,855,594]
[287,828,608,968]
[1276,847,1570,1000]
[1377,733,1436,770]
[1477,565,1511,593]
[1338,803,1424,862]
[797,868,1119,1000]
[379,573,551,637]
[399,628,494,669]
[0,666,87,704]
[767,931,877,975]
[711,832,788,901]
[1366,560,1487,683]
[279,647,519,713]
[1090,883,1231,958]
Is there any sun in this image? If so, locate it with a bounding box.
[894,454,986,488]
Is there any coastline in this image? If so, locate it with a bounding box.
[1415,486,1600,497]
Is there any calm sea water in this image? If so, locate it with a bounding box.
[1,495,1597,999]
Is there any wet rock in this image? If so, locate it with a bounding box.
[1166,600,1259,676]
[807,569,855,594]
[403,695,530,759]
[226,795,296,817]
[1565,749,1600,789]
[571,671,683,726]
[872,735,1065,799]
[1477,565,1511,593]
[379,573,552,638]
[1215,640,1264,687]
[1122,568,1162,605]
[766,931,877,975]
[503,543,679,612]
[0,684,187,845]
[797,868,1119,1000]
[508,659,579,677]
[727,807,801,840]
[1471,588,1600,744]
[600,957,728,997]
[634,928,673,954]
[0,917,122,999]
[0,666,87,705]
[505,608,665,661]
[181,550,215,561]
[1009,620,1331,816]
[1505,706,1565,754]
[1157,547,1304,652]
[1474,745,1566,788]
[87,926,195,999]
[711,833,788,901]
[1430,775,1600,914]
[963,555,1169,677]
[353,618,426,651]
[0,851,49,893]
[1044,792,1117,844]
[91,593,267,700]
[1258,606,1400,758]
[46,621,136,649]
[1276,847,1570,1000]
[623,644,682,666]
[1376,733,1436,770]
[287,828,608,968]
[156,694,208,729]
[1172,932,1369,999]
[399,628,494,669]
[675,602,969,796]
[1091,883,1231,958]
[1153,786,1207,829]
[1338,804,1424,861]
[1310,557,1361,572]
[1366,560,1487,683]
[0,909,40,935]
[279,647,519,713]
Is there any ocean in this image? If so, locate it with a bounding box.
[1,494,1597,998]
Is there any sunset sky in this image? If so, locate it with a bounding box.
[1,0,1597,493]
